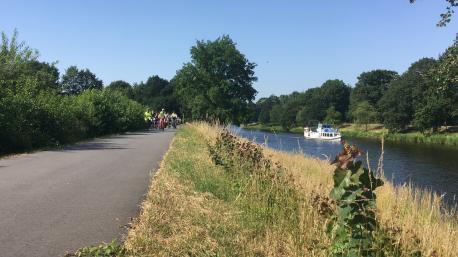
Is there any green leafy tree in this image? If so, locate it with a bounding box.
[413,95,450,133]
[296,106,314,126]
[410,0,457,27]
[301,87,326,122]
[324,106,343,126]
[280,102,299,131]
[132,75,169,103]
[61,66,103,95]
[255,95,279,123]
[349,70,398,121]
[430,36,458,125]
[380,58,437,132]
[269,104,283,125]
[350,70,399,107]
[107,80,132,94]
[22,61,60,92]
[411,38,458,132]
[353,101,377,131]
[258,108,271,124]
[0,30,39,89]
[258,80,349,127]
[320,80,350,120]
[131,75,180,112]
[173,35,257,124]
[379,80,413,132]
[0,30,59,93]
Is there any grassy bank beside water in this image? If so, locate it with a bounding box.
[243,123,458,147]
[339,124,458,147]
[122,123,456,256]
[242,123,304,134]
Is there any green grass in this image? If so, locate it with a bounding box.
[242,123,303,134]
[124,123,332,256]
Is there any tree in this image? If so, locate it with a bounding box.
[0,30,39,79]
[379,58,437,132]
[173,35,257,124]
[430,36,458,125]
[353,101,377,131]
[258,108,271,124]
[280,102,299,131]
[133,75,169,102]
[269,104,283,125]
[320,79,350,120]
[413,95,450,133]
[351,70,399,107]
[349,70,398,121]
[107,80,133,98]
[411,38,458,132]
[301,87,326,122]
[24,61,60,92]
[255,95,279,124]
[410,0,457,27]
[296,106,314,126]
[324,106,343,126]
[61,66,103,95]
[107,80,131,91]
[131,75,180,112]
[379,79,413,132]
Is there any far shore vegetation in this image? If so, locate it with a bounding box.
[243,123,458,147]
[248,38,457,142]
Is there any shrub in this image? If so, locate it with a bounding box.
[0,85,145,154]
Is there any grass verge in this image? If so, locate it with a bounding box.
[242,123,303,134]
[123,123,457,256]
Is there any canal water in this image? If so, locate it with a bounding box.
[233,127,458,206]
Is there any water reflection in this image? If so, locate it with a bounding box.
[232,127,458,206]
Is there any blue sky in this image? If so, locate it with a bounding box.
[1,0,457,98]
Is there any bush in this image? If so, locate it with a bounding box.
[75,90,144,137]
[0,85,145,154]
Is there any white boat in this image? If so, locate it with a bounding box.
[304,123,341,140]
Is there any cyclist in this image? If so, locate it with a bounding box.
[144,109,152,130]
[158,108,166,130]
[171,112,178,128]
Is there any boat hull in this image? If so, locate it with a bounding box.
[304,135,341,140]
[304,131,341,140]
[304,124,341,141]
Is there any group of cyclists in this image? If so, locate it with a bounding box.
[144,108,180,130]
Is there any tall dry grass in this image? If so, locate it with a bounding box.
[124,122,457,257]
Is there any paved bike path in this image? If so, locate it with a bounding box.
[0,130,175,257]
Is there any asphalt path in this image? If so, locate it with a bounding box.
[0,129,175,257]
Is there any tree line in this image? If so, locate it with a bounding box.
[252,37,458,134]
[0,31,257,154]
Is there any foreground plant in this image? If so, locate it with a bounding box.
[328,142,384,256]
[65,240,124,257]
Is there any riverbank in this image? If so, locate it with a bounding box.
[242,123,304,134]
[122,123,456,256]
[243,123,458,147]
[340,124,458,146]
